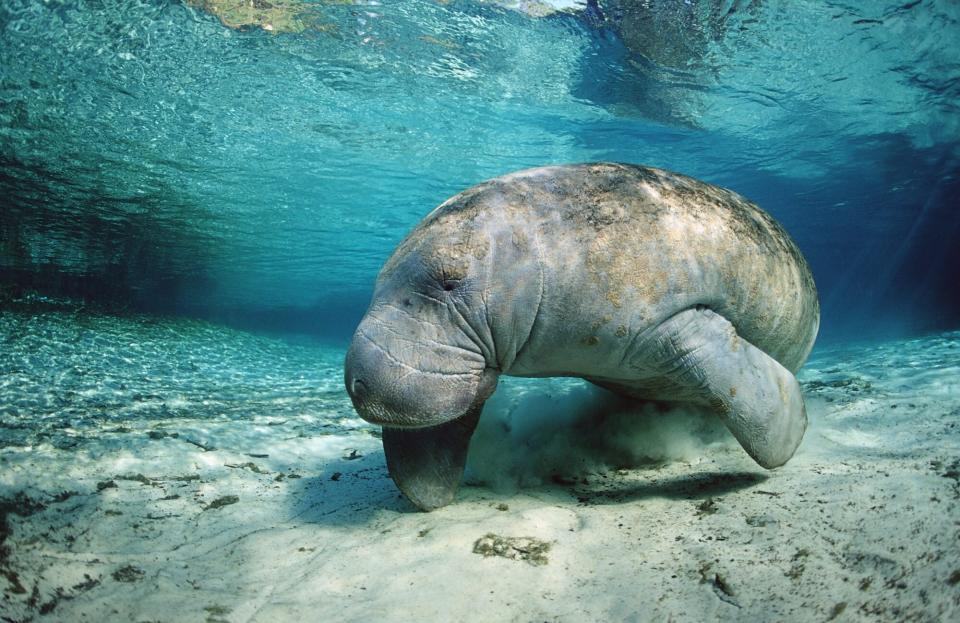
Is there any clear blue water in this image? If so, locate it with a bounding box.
[2,5,960,619]
[1,0,959,341]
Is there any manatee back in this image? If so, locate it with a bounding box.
[434,163,819,374]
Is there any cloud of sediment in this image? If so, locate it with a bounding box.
[464,377,736,492]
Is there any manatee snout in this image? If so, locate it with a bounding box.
[345,308,500,510]
[344,312,497,428]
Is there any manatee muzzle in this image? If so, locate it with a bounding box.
[344,329,495,428]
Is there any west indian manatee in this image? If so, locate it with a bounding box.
[345,163,819,510]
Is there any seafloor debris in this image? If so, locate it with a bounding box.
[225,462,269,474]
[185,0,336,34]
[204,495,239,510]
[472,533,551,566]
[111,565,145,583]
[745,514,779,528]
[205,604,233,623]
[698,561,739,608]
[695,497,719,517]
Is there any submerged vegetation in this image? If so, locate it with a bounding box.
[185,0,336,33]
[182,0,583,34]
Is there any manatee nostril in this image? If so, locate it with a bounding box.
[350,378,368,400]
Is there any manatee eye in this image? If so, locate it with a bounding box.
[442,281,456,292]
[403,298,412,307]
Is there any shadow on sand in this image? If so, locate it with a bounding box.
[551,470,769,507]
[285,453,413,526]
[289,447,768,525]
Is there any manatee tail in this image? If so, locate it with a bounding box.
[382,405,482,511]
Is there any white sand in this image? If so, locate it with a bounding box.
[2,319,959,622]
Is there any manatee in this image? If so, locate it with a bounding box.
[344,163,819,511]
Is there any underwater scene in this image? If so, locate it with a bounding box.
[1,1,958,621]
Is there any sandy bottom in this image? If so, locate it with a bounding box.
[1,310,958,622]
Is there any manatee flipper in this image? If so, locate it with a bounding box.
[381,405,482,511]
[644,307,807,468]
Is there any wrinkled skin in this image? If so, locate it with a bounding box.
[344,163,820,510]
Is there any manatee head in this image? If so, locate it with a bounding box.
[344,205,503,429]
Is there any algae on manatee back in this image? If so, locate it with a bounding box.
[185,0,338,34]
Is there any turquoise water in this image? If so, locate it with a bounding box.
[2,0,958,340]
[2,5,960,619]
